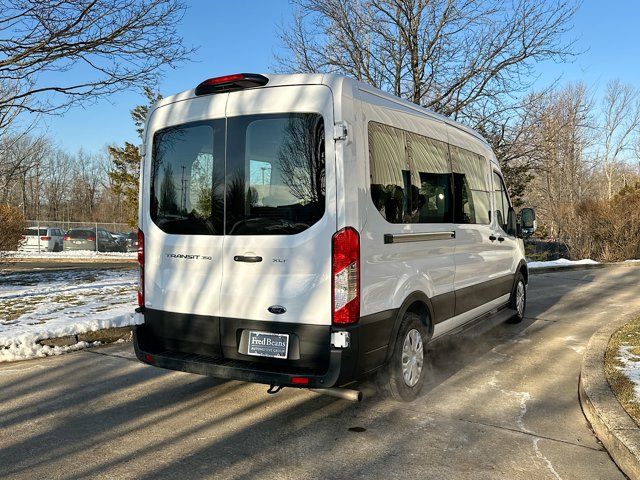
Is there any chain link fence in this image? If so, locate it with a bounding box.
[24,220,135,253]
[27,220,132,233]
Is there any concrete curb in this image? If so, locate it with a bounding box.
[579,312,640,480]
[531,262,640,274]
[38,326,132,348]
[3,256,136,264]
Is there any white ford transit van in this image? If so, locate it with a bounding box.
[133,73,535,401]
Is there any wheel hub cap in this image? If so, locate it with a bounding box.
[516,281,525,316]
[401,329,424,387]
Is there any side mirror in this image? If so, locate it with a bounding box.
[519,207,536,237]
[507,207,518,236]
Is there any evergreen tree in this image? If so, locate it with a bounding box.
[108,87,162,227]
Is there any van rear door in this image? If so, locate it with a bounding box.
[143,93,227,317]
[219,85,336,326]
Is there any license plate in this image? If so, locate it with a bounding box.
[247,331,289,359]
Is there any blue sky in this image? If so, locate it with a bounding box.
[37,0,640,155]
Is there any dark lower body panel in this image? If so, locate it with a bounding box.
[133,273,517,388]
[133,308,382,388]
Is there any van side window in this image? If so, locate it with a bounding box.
[493,172,511,231]
[451,146,491,224]
[151,121,225,235]
[407,133,452,223]
[368,122,409,224]
[368,122,452,224]
[225,113,325,235]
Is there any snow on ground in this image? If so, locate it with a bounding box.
[527,258,599,269]
[0,268,141,362]
[5,250,136,259]
[617,345,640,399]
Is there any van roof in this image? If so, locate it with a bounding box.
[154,73,492,151]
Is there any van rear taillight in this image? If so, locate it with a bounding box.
[40,236,50,241]
[194,73,268,96]
[331,227,360,325]
[137,229,144,307]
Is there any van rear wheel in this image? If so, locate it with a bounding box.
[506,273,526,324]
[379,312,428,402]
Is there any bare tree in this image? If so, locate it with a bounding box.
[108,87,162,227]
[0,133,49,209]
[43,150,72,220]
[0,0,193,119]
[0,204,26,254]
[473,90,552,206]
[524,83,595,237]
[277,0,579,204]
[596,80,640,199]
[277,0,577,124]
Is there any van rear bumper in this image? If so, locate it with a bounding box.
[133,324,344,388]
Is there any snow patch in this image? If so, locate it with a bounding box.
[527,258,599,269]
[616,345,640,399]
[0,268,141,362]
[0,340,102,362]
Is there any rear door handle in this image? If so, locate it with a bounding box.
[234,255,263,263]
[498,237,505,242]
[489,235,497,241]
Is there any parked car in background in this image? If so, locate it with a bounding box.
[19,227,65,252]
[63,228,125,252]
[124,232,138,252]
[109,232,129,251]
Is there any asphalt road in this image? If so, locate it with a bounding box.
[2,266,640,479]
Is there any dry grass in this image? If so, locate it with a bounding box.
[605,317,640,425]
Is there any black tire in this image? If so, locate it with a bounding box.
[378,312,429,402]
[506,272,526,324]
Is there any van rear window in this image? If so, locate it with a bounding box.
[150,114,326,236]
[151,121,225,235]
[226,113,325,235]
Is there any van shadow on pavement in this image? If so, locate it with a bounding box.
[1,267,638,479]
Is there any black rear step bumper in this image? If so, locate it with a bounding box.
[132,324,345,388]
[132,306,400,388]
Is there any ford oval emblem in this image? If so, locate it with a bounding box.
[268,305,287,315]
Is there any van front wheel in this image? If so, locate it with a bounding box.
[379,312,428,402]
[507,273,526,324]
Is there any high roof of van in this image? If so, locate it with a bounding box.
[153,73,492,151]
